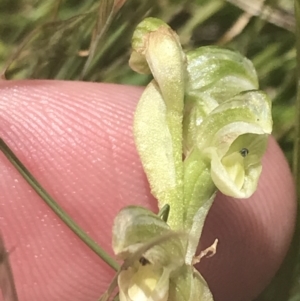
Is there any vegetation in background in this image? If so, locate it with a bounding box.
[0,0,298,300]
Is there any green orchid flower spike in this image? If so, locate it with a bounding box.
[110,17,273,301]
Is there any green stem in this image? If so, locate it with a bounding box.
[0,138,119,271]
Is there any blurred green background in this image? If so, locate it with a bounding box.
[0,0,298,300]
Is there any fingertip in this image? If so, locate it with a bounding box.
[0,81,296,301]
[0,80,156,301]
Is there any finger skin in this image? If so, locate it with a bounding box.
[0,80,296,301]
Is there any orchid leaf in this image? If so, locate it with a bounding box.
[131,18,186,229]
[133,81,183,225]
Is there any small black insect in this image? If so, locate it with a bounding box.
[239,148,249,157]
[139,256,150,266]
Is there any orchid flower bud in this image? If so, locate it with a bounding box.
[129,17,185,112]
[129,18,168,75]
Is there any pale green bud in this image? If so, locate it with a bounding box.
[129,17,185,112]
[129,18,168,75]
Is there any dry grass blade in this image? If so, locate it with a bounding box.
[217,11,253,45]
[226,0,295,31]
[81,0,115,79]
[0,27,38,79]
[3,11,96,79]
[0,234,18,301]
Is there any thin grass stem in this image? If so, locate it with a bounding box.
[0,138,119,271]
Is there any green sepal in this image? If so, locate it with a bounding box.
[169,265,213,301]
[186,46,258,104]
[196,90,272,152]
[192,269,214,301]
[183,46,259,153]
[112,206,185,268]
[185,194,216,264]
